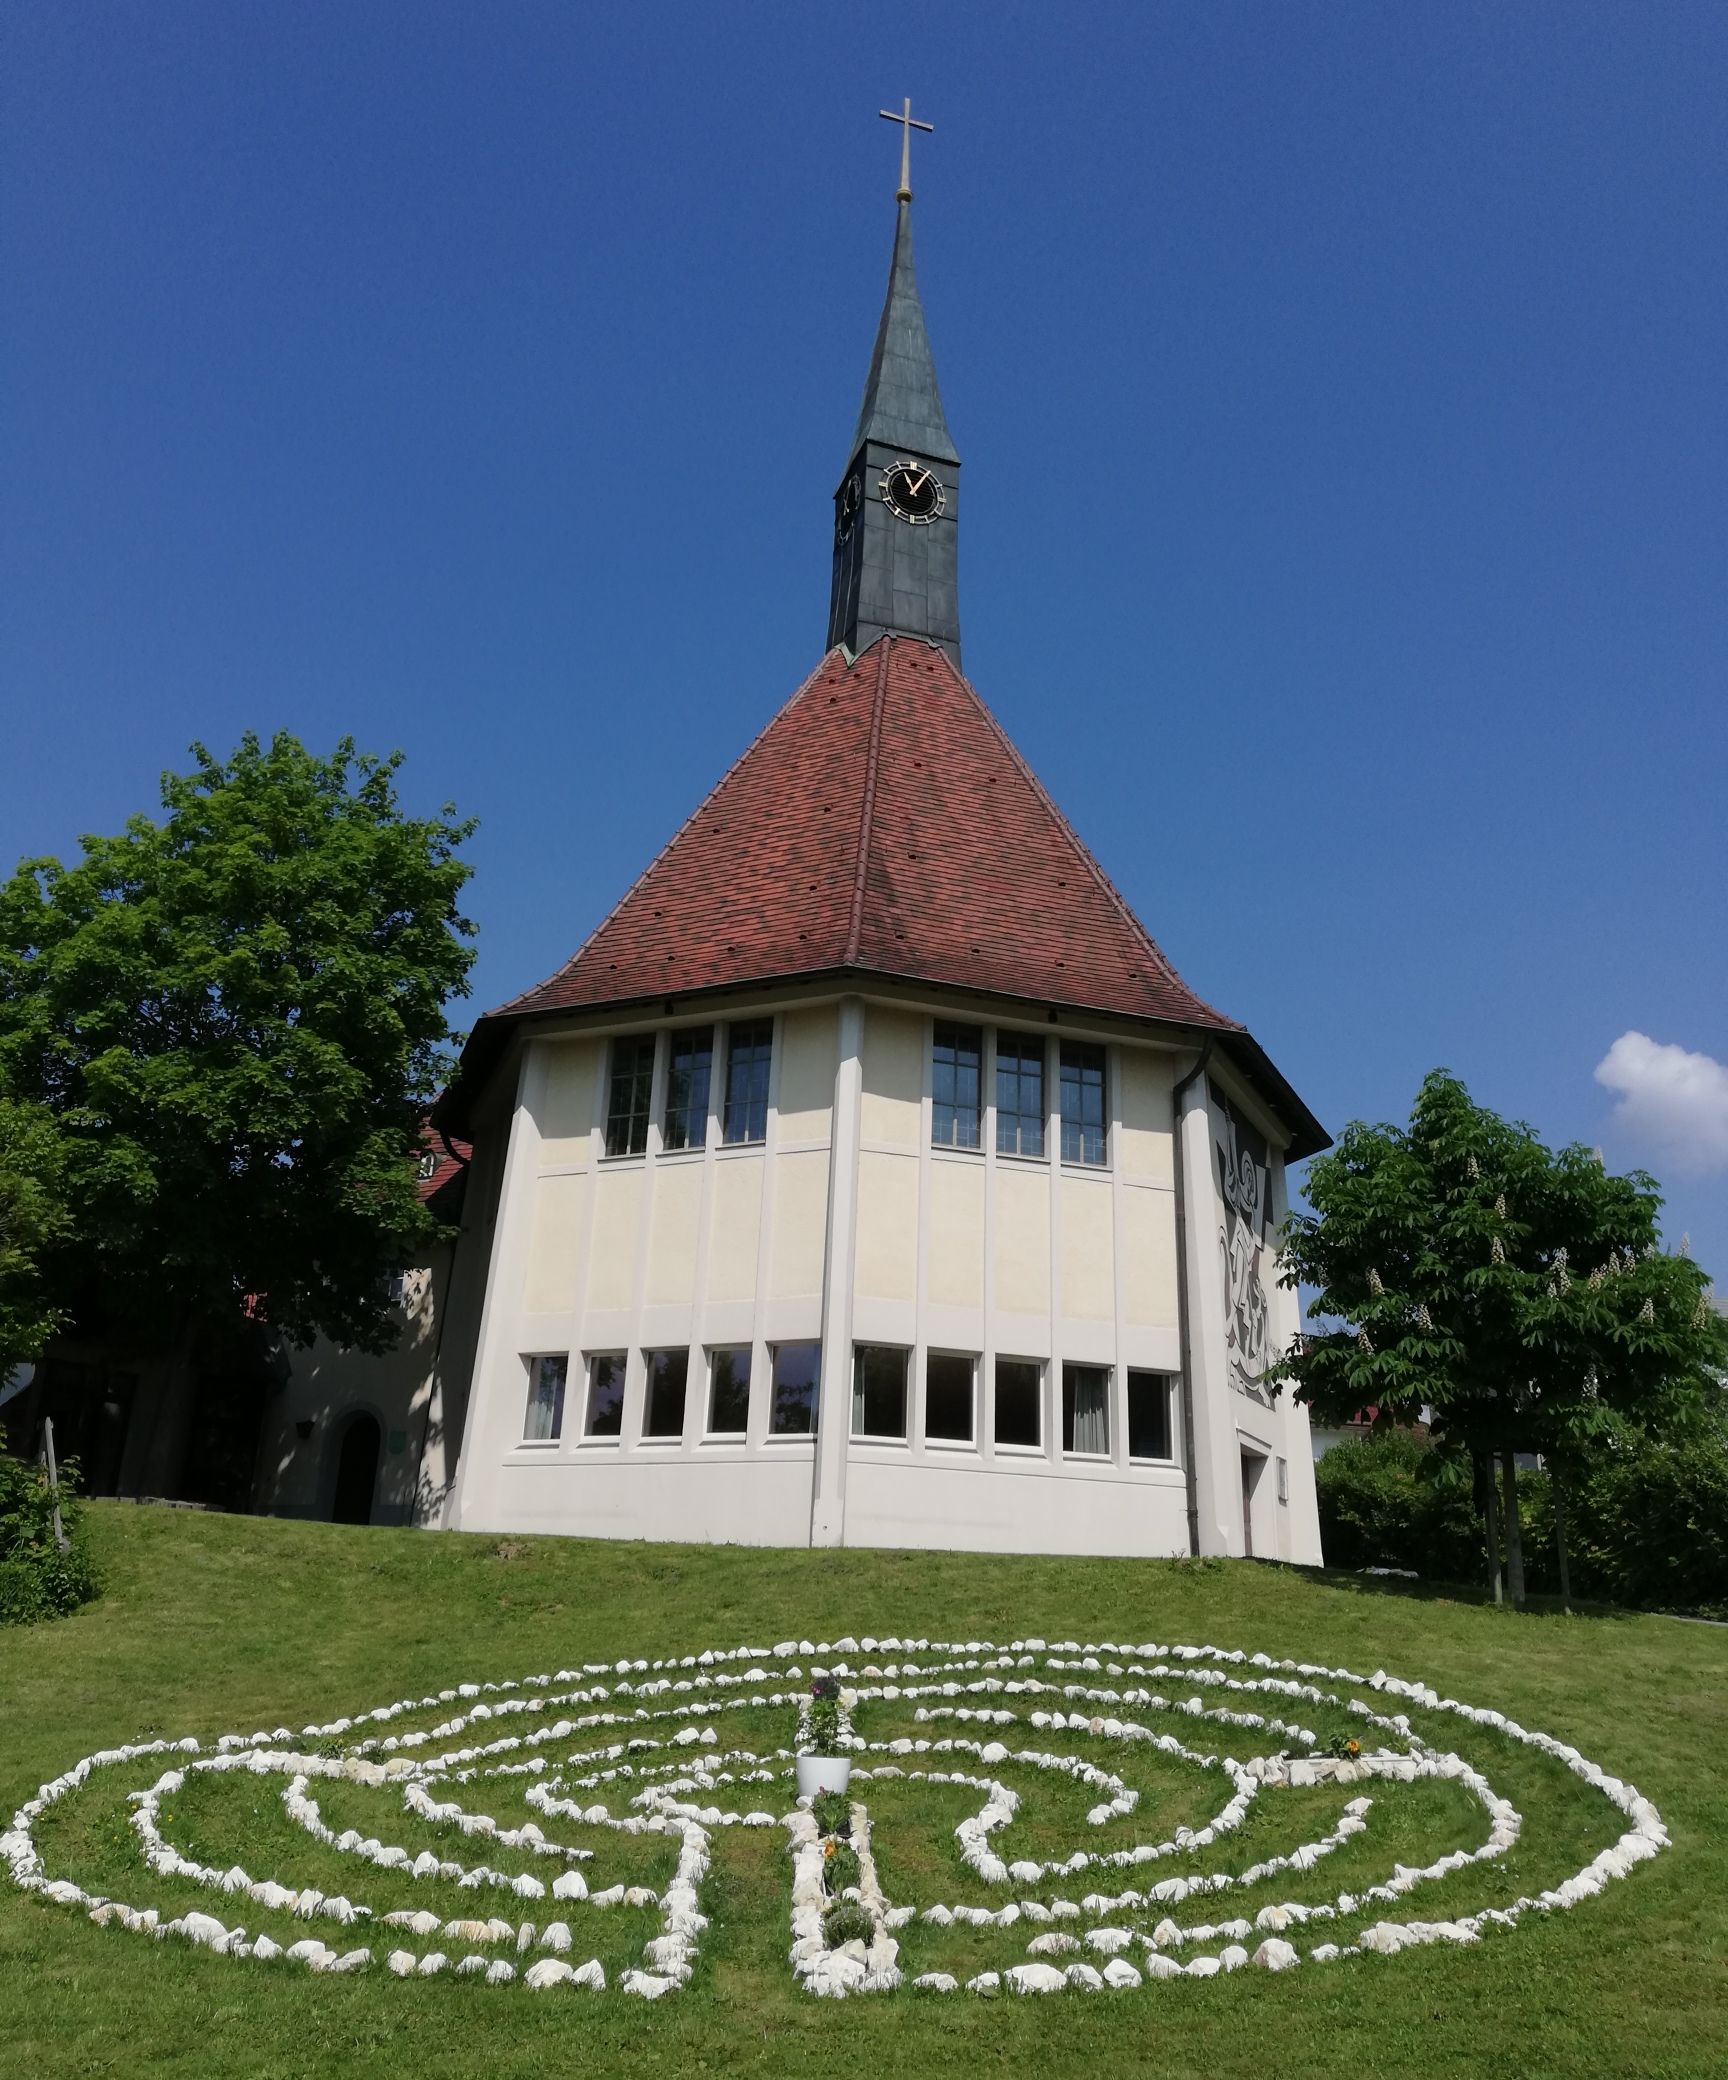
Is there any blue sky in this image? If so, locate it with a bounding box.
[5,2,1725,1275]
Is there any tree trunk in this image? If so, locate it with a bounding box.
[1553,1467,1572,1612]
[1480,1451,1503,1606]
[1501,1450,1526,1609]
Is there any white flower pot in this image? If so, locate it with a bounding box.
[796,1754,853,1801]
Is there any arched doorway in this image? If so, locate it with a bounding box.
[332,1414,381,1525]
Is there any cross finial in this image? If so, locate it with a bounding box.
[879,96,933,203]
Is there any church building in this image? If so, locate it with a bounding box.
[426,130,1328,1562]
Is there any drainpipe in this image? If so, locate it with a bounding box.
[1170,1038,1215,1557]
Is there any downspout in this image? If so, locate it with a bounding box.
[1170,1039,1215,1557]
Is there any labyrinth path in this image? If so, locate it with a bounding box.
[4,1633,1668,1999]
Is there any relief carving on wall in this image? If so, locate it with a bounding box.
[1214,1091,1275,1407]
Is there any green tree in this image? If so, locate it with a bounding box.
[0,1091,69,1382]
[0,733,476,1381]
[1274,1069,1724,1606]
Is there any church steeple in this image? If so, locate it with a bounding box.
[827,103,961,668]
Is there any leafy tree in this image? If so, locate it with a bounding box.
[0,733,475,1381]
[1274,1070,1725,1606]
[0,1090,69,1381]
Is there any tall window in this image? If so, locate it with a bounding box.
[852,1345,908,1439]
[642,1348,689,1439]
[995,1034,1046,1157]
[769,1341,820,1435]
[932,1023,982,1149]
[584,1353,626,1437]
[1062,1363,1111,1454]
[723,1020,773,1145]
[605,1035,656,1157]
[1059,1043,1108,1167]
[1128,1371,1174,1461]
[707,1347,752,1435]
[994,1357,1042,1449]
[523,1354,567,1442]
[925,1353,975,1443]
[662,1027,713,1151]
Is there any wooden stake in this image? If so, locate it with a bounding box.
[42,1415,70,1553]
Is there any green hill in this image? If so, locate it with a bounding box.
[1,1502,1723,2079]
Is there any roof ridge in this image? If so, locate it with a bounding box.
[485,647,850,1020]
[844,640,893,964]
[941,651,1241,1032]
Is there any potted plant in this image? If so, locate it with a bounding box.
[795,1675,853,1800]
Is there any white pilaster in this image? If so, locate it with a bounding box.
[1178,1077,1236,1555]
[445,1042,545,1530]
[810,996,864,1545]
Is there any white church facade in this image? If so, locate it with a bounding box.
[269,147,1330,1563]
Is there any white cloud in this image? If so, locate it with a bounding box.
[1594,1031,1728,1175]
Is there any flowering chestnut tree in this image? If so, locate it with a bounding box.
[1273,1070,1725,1605]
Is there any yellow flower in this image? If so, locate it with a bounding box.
[1346,1739,1361,1756]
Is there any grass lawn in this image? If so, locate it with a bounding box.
[1,1502,1724,2079]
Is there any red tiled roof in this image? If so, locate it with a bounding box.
[418,1134,470,1209]
[495,639,1233,1029]
[448,639,1325,1152]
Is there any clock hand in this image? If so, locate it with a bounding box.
[904,468,928,496]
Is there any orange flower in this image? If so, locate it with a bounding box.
[1346,1739,1361,1756]
[823,1840,836,1857]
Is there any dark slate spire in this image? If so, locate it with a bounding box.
[828,190,962,668]
[847,201,960,468]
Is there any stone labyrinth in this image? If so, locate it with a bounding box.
[5,1634,1668,2000]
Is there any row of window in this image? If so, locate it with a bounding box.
[935,1024,1108,1166]
[523,1347,1175,1460]
[606,1019,772,1158]
[602,1019,1114,1167]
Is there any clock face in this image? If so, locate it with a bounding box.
[834,471,864,547]
[880,460,945,524]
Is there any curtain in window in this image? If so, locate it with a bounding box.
[663,1028,713,1150]
[1064,1365,1110,1453]
[1059,1044,1108,1166]
[605,1037,655,1157]
[524,1355,567,1441]
[724,1021,773,1144]
[932,1024,982,1148]
[995,1035,1045,1157]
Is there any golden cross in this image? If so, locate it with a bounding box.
[878,96,934,202]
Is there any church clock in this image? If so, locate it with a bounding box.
[880,459,945,524]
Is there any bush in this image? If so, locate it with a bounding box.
[1551,1433,1728,1619]
[1315,1418,1728,1618]
[0,1453,100,1626]
[811,1790,851,1839]
[822,1899,873,1948]
[1314,1430,1483,1584]
[823,1841,861,1895]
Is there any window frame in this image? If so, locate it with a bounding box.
[640,1346,690,1444]
[851,1343,910,1442]
[603,1034,657,1159]
[766,1340,821,1439]
[1061,1361,1113,1458]
[994,1031,1048,1160]
[581,1351,627,1441]
[924,1350,978,1449]
[1126,1369,1177,1465]
[993,1355,1045,1454]
[722,1019,774,1147]
[521,1352,568,1445]
[661,1025,715,1154]
[931,1022,983,1152]
[704,1346,753,1440]
[1058,1041,1110,1169]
